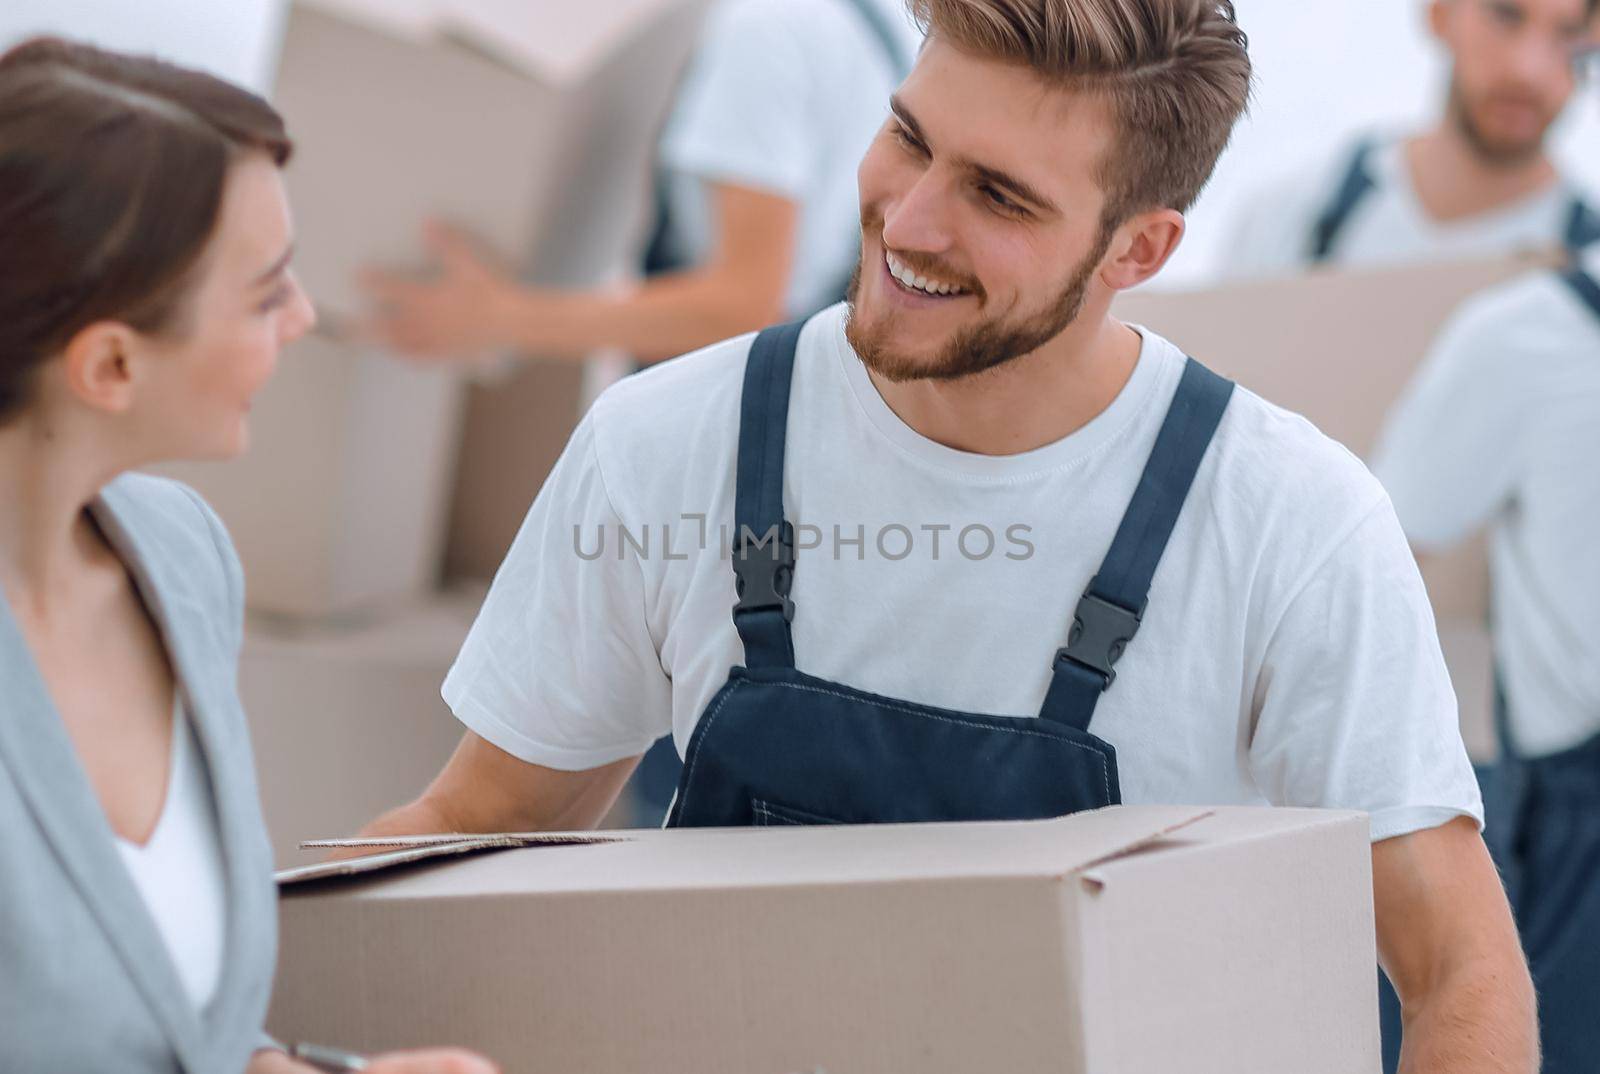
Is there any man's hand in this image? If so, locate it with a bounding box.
[250,1046,500,1074]
[1374,816,1536,1073]
[361,220,532,360]
[358,181,795,365]
[341,732,641,859]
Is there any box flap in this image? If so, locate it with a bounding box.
[277,831,631,887]
[1076,807,1366,889]
[280,807,1217,901]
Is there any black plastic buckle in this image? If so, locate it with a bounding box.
[1056,586,1143,687]
[732,521,796,622]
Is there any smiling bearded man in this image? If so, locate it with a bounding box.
[358,4,1536,1071]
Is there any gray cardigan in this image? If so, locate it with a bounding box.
[0,473,277,1073]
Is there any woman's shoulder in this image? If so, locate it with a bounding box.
[101,472,227,545]
[99,473,244,623]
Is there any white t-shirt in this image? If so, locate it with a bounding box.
[444,305,1481,842]
[1223,136,1585,282]
[658,0,922,315]
[1372,247,1600,759]
[115,701,228,1012]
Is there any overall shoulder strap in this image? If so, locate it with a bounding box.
[1309,139,1378,264]
[1039,359,1236,730]
[1559,265,1600,323]
[731,320,808,669]
[1562,196,1600,255]
[838,0,914,79]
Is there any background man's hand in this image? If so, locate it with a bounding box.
[360,220,528,360]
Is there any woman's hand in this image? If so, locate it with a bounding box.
[364,1049,501,1074]
[250,1046,500,1074]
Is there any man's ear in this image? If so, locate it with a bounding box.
[1099,208,1185,292]
[1426,0,1451,44]
[61,321,141,415]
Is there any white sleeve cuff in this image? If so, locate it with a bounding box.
[1368,804,1484,843]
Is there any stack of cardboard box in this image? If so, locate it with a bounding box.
[149,0,710,866]
[161,0,711,621]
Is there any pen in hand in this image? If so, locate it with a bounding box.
[289,1042,369,1072]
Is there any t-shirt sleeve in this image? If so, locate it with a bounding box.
[1247,497,1483,842]
[1369,296,1526,550]
[441,412,672,771]
[657,0,817,200]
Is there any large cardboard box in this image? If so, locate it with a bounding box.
[1116,254,1553,759]
[164,0,709,620]
[269,806,1378,1074]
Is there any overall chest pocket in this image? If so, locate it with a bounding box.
[751,798,843,826]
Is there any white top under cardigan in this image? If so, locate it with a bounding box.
[115,698,229,1011]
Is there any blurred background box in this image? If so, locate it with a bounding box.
[241,595,476,868]
[163,0,711,621]
[1116,252,1555,760]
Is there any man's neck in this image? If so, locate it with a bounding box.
[865,313,1143,457]
[1403,125,1560,225]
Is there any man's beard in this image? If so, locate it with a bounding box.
[1448,75,1551,168]
[844,221,1115,385]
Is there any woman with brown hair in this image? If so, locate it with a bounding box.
[0,37,494,1074]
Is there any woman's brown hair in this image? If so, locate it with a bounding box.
[0,37,293,422]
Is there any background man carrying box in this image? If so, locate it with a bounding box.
[1226,0,1599,279]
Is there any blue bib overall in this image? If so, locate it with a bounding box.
[666,320,1234,828]
[1380,266,1600,1074]
[1310,140,1600,263]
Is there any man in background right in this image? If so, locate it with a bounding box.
[1227,0,1598,279]
[1372,239,1600,1073]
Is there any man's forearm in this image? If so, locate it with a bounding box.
[357,795,463,840]
[505,270,782,364]
[345,734,642,858]
[1374,819,1538,1074]
[1398,952,1537,1074]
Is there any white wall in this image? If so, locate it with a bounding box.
[3,1,1594,289]
[1167,0,1600,288]
[0,0,288,93]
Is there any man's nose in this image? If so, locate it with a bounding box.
[881,171,956,257]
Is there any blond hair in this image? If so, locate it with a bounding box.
[907,0,1251,223]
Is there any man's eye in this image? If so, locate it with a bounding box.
[980,185,1021,215]
[892,125,923,152]
[1487,3,1522,27]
